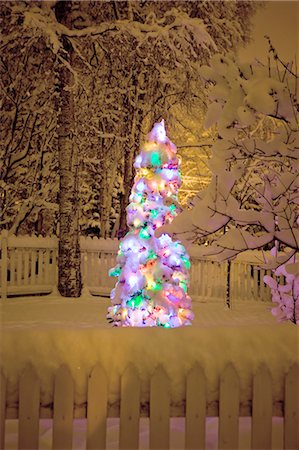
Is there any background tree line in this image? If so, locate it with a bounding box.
[1,0,257,237]
[0,0,257,296]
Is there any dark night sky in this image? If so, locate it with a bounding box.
[238,1,298,63]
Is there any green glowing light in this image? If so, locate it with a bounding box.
[150,209,159,219]
[150,281,162,292]
[182,257,191,269]
[169,204,176,213]
[139,228,151,239]
[147,249,157,261]
[127,294,143,308]
[136,193,143,203]
[164,323,171,328]
[179,281,187,292]
[151,152,161,166]
[109,266,121,277]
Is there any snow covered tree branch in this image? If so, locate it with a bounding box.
[0,4,58,235]
[159,50,298,322]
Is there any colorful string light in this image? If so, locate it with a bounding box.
[107,120,194,327]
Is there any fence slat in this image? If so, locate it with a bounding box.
[284,363,299,450]
[219,363,239,450]
[37,250,43,283]
[239,262,245,300]
[53,249,58,287]
[150,365,170,450]
[260,268,266,300]
[44,249,50,284]
[86,364,108,450]
[10,250,16,285]
[16,249,22,286]
[253,267,258,299]
[199,260,204,297]
[232,262,236,300]
[23,250,30,285]
[246,264,252,300]
[0,231,8,299]
[53,365,74,450]
[185,364,206,450]
[0,371,7,450]
[18,365,40,450]
[30,250,36,285]
[120,364,140,450]
[252,364,272,449]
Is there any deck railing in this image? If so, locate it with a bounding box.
[0,231,272,301]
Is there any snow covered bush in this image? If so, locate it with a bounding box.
[264,251,299,324]
[160,48,298,322]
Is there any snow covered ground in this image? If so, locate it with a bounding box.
[1,294,297,449]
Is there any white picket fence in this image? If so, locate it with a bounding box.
[1,362,298,450]
[0,231,272,301]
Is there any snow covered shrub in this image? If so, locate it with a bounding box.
[160,47,298,321]
[264,251,299,324]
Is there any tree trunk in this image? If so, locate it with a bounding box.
[55,1,82,297]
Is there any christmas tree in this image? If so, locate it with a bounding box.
[108,120,193,327]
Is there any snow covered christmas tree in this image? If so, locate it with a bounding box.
[108,120,193,327]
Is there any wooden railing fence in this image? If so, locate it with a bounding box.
[0,231,273,301]
[1,363,298,450]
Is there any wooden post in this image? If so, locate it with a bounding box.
[219,363,239,450]
[1,230,8,300]
[18,365,40,449]
[53,365,74,450]
[119,364,141,449]
[150,366,170,449]
[185,364,206,450]
[252,364,272,449]
[86,364,108,450]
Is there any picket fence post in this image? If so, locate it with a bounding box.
[53,365,74,450]
[18,365,40,450]
[251,363,272,449]
[119,364,141,450]
[219,363,240,450]
[150,365,170,449]
[0,230,8,300]
[86,364,108,450]
[185,364,206,450]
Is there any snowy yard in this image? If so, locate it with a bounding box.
[1,1,298,448]
[1,294,297,449]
